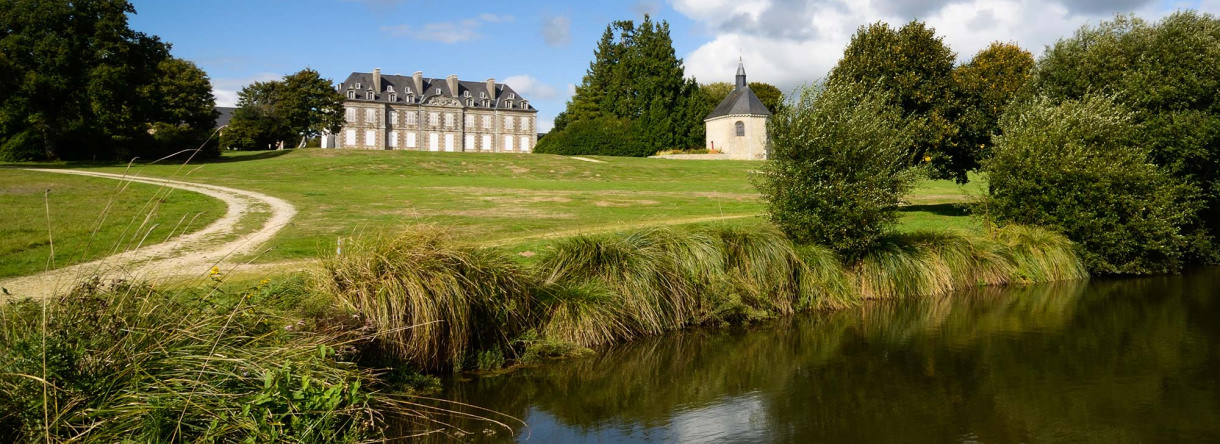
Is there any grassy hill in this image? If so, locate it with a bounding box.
[2,149,984,277]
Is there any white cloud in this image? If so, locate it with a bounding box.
[674,0,1203,93]
[382,14,514,44]
[541,14,571,47]
[210,72,282,107]
[503,75,561,100]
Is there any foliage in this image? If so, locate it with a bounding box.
[0,279,381,443]
[827,20,963,182]
[984,95,1202,274]
[1028,11,1220,263]
[0,0,216,161]
[951,42,1035,178]
[756,82,920,261]
[533,116,642,156]
[223,68,343,150]
[550,16,704,154]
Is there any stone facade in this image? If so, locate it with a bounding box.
[322,69,538,153]
[704,60,771,160]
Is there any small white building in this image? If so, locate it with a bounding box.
[704,60,771,160]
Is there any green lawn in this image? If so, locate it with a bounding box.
[2,149,985,276]
[0,169,227,278]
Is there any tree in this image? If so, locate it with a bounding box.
[827,21,962,182]
[0,0,173,160]
[222,68,343,150]
[1028,11,1220,264]
[755,82,919,260]
[985,95,1203,274]
[549,15,704,154]
[137,58,220,158]
[952,42,1035,177]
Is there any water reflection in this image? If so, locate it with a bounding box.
[415,268,1220,443]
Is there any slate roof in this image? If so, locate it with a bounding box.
[706,86,771,120]
[338,72,535,111]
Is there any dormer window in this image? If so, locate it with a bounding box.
[521,101,528,109]
[435,88,442,95]
[480,92,486,98]
[366,91,374,100]
[467,99,474,106]
[354,82,361,89]
[464,91,471,97]
[347,90,356,99]
[508,93,516,100]
[506,100,513,108]
[405,87,412,93]
[482,100,489,107]
[387,85,394,93]
[389,93,398,102]
[406,93,414,103]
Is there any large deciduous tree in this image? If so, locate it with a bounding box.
[0,0,215,161]
[1027,11,1220,264]
[222,68,343,150]
[952,42,1035,177]
[827,21,962,182]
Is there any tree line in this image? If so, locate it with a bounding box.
[759,11,1220,275]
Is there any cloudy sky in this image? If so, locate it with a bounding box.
[130,0,1219,132]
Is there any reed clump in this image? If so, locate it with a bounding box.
[853,226,1085,299]
[0,279,382,443]
[317,229,534,371]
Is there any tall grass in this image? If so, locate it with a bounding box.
[317,229,534,371]
[0,279,382,443]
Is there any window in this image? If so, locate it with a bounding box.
[347,90,356,99]
[465,134,474,150]
[389,93,397,102]
[504,135,514,151]
[505,101,513,108]
[482,115,491,129]
[365,109,375,123]
[444,134,454,152]
[389,131,398,148]
[354,82,361,89]
[735,121,745,137]
[480,92,486,98]
[482,100,489,107]
[444,113,454,128]
[389,110,398,125]
[366,91,374,100]
[508,93,516,99]
[504,116,514,130]
[364,130,376,147]
[406,112,417,125]
[467,99,474,107]
[428,133,439,151]
[435,88,441,95]
[345,129,356,147]
[464,91,471,97]
[345,107,357,123]
[406,93,414,103]
[407,132,417,148]
[482,134,492,151]
[465,114,474,127]
[520,135,530,153]
[521,101,528,109]
[428,112,439,126]
[387,85,394,92]
[521,116,530,131]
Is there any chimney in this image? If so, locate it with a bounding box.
[485,78,496,101]
[373,68,382,93]
[412,71,424,95]
[447,74,459,97]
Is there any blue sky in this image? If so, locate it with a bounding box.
[128,0,1219,132]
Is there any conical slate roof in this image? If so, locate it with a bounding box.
[706,60,771,120]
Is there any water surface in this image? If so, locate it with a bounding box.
[424,268,1220,443]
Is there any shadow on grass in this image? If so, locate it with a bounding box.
[899,203,972,217]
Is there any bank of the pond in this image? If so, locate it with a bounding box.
[318,224,1086,371]
[0,223,1085,442]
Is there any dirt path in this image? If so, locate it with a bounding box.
[1,169,296,299]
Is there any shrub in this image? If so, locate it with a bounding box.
[984,95,1202,274]
[534,116,646,157]
[755,82,921,261]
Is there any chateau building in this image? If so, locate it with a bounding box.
[322,69,538,153]
[705,60,771,160]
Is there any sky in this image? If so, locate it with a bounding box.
[128,0,1220,132]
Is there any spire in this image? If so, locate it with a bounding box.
[735,57,747,89]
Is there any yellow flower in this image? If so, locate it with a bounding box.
[209,266,220,276]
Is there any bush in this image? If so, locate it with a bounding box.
[984,95,1202,274]
[534,116,645,157]
[755,82,920,261]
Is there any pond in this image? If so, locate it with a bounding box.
[413,267,1220,443]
